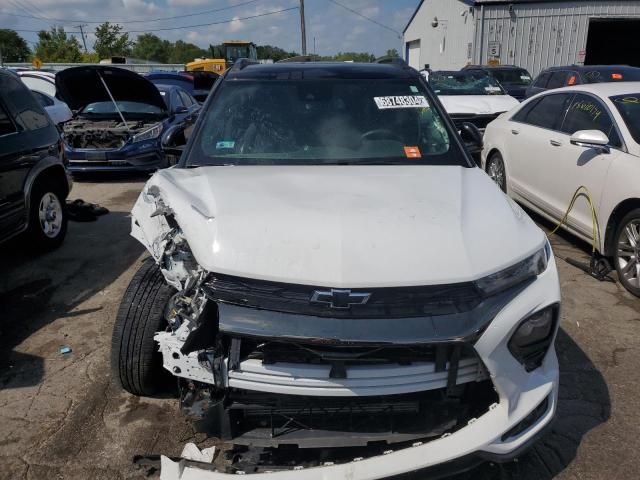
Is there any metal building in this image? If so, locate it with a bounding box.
[403,0,640,75]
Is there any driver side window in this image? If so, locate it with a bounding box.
[560,93,622,148]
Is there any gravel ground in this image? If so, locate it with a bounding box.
[0,175,638,480]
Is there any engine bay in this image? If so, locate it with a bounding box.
[63,119,159,149]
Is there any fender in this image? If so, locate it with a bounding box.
[23,155,72,228]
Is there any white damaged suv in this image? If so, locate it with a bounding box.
[111,60,561,478]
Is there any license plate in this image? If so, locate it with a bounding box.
[86,151,106,161]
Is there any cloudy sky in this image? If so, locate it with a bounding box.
[0,0,420,57]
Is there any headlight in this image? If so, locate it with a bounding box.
[475,240,551,296]
[508,304,558,371]
[132,123,163,143]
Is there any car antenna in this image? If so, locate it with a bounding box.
[96,70,129,131]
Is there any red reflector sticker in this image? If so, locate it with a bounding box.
[612,73,623,80]
[567,75,577,85]
[404,146,422,158]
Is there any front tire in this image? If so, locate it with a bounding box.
[26,184,68,251]
[111,257,177,396]
[486,152,507,193]
[614,209,640,297]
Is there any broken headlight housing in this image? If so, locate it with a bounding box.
[508,304,558,371]
[132,123,163,143]
[475,240,551,296]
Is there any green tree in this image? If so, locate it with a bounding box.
[256,44,297,62]
[168,40,207,64]
[34,27,82,62]
[131,33,172,63]
[80,52,100,63]
[0,29,31,62]
[94,22,133,60]
[385,48,400,58]
[331,52,376,62]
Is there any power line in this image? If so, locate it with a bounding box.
[124,6,299,33]
[6,0,46,22]
[326,0,401,38]
[7,6,298,35]
[0,0,264,25]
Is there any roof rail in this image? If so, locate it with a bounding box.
[277,55,321,63]
[231,58,259,71]
[374,56,408,67]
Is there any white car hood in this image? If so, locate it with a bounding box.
[438,95,519,115]
[132,165,544,288]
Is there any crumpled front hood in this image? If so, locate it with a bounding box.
[439,95,520,115]
[56,65,167,112]
[133,165,544,288]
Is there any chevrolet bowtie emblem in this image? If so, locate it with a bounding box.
[310,289,371,309]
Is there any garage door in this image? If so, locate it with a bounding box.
[406,40,421,70]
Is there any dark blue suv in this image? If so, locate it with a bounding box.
[56,66,199,172]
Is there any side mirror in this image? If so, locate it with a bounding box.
[459,122,483,148]
[161,124,187,156]
[570,130,610,153]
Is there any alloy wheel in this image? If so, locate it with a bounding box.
[617,219,640,289]
[487,157,506,192]
[38,192,63,238]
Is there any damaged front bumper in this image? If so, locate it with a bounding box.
[130,178,561,479]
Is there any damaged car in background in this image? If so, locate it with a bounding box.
[55,66,199,172]
[112,60,561,479]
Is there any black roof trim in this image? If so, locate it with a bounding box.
[225,61,418,80]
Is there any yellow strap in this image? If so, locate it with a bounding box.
[547,186,600,254]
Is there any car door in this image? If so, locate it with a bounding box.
[0,96,24,239]
[507,92,573,214]
[549,92,624,237]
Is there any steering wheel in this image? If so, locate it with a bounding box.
[360,129,403,142]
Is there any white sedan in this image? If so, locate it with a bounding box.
[482,82,640,296]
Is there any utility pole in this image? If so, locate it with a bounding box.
[299,0,307,55]
[76,24,88,52]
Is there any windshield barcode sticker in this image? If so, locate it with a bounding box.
[374,96,429,109]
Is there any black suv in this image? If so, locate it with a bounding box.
[526,65,640,98]
[0,69,71,250]
[462,64,533,101]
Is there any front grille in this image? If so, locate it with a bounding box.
[203,274,482,318]
[220,380,499,449]
[249,341,474,367]
[450,113,501,130]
